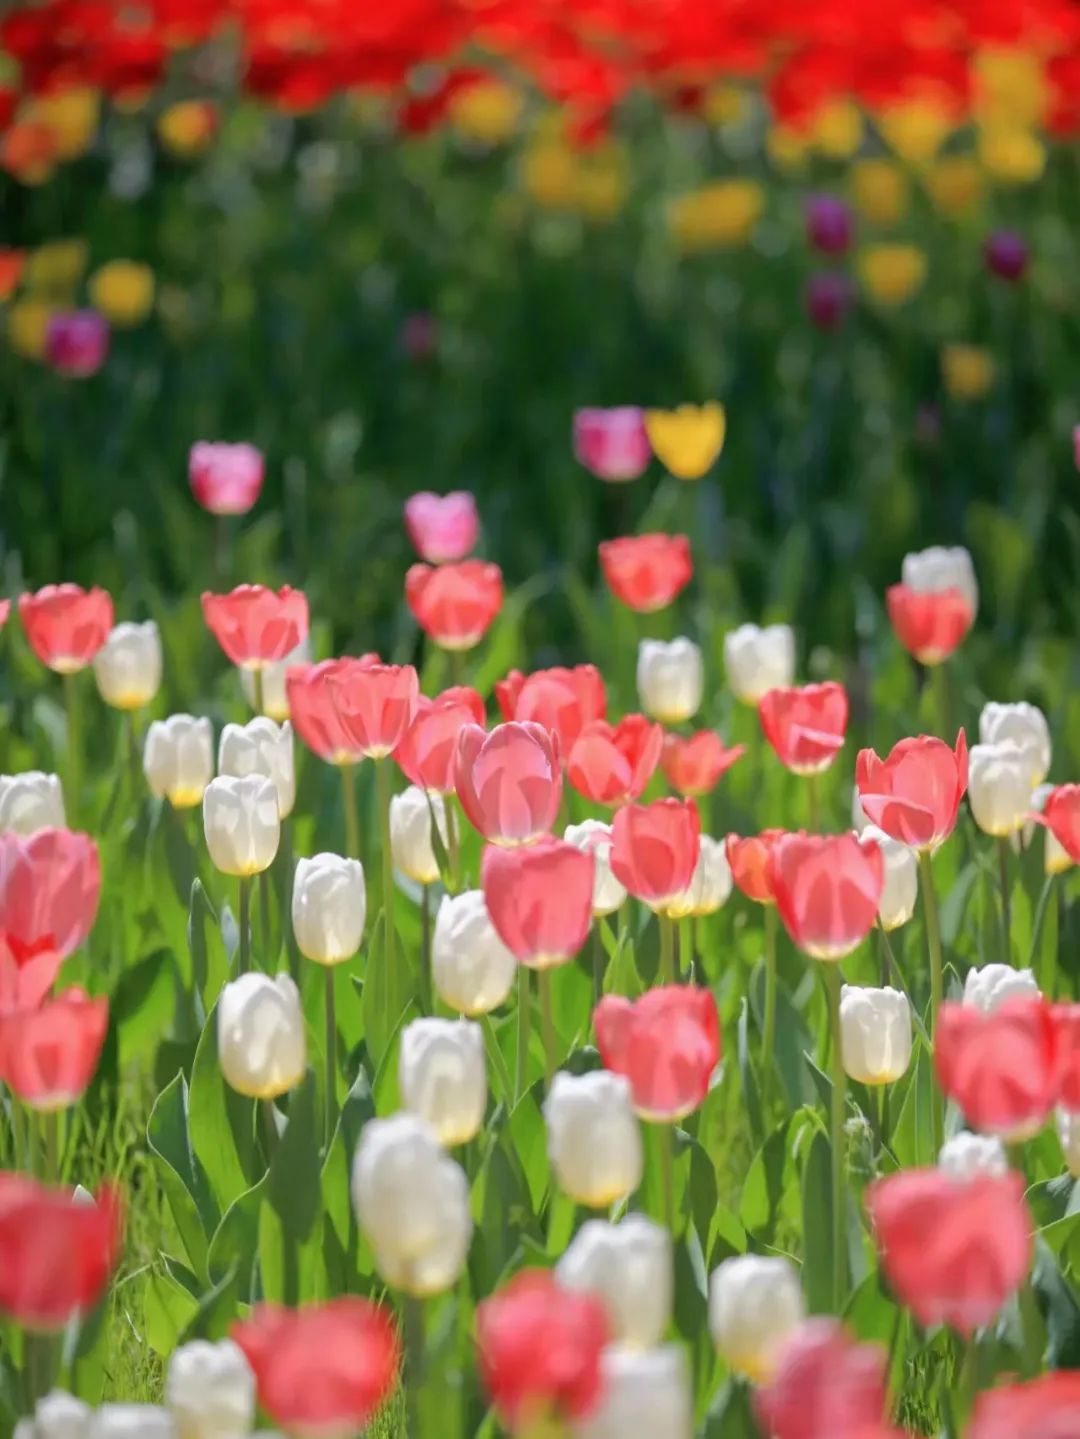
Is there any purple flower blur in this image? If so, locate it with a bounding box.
[804,272,852,332]
[401,311,438,361]
[984,231,1028,283]
[45,311,110,378]
[804,194,853,256]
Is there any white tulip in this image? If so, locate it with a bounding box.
[217,973,306,1099]
[87,1409,176,1439]
[1032,784,1074,876]
[92,621,162,711]
[14,1392,91,1439]
[432,890,517,1015]
[203,775,280,876]
[963,963,1040,1014]
[968,741,1034,837]
[399,1018,487,1146]
[852,787,870,834]
[636,638,703,724]
[218,719,295,819]
[0,771,65,835]
[241,636,312,721]
[564,820,627,917]
[859,825,917,931]
[144,714,214,809]
[556,1216,671,1349]
[665,834,732,919]
[980,702,1051,787]
[573,1346,692,1439]
[708,1254,805,1383]
[839,985,913,1085]
[544,1071,643,1209]
[938,1131,1008,1180]
[901,545,979,616]
[1058,1111,1080,1177]
[351,1114,472,1295]
[389,786,447,886]
[166,1339,255,1439]
[723,623,795,705]
[292,853,366,965]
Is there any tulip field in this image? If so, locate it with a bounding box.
[4,4,1080,1439]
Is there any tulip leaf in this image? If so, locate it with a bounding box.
[143,1267,201,1358]
[114,948,181,1070]
[890,1041,936,1169]
[207,1174,268,1298]
[736,997,764,1148]
[739,1118,795,1242]
[800,1128,834,1314]
[261,1073,325,1304]
[703,1377,760,1438]
[506,1092,547,1215]
[188,878,227,1016]
[147,1071,215,1282]
[322,1066,376,1262]
[179,1265,240,1345]
[188,1005,260,1215]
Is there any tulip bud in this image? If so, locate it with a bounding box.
[1058,1110,1080,1178]
[144,715,214,809]
[938,1131,1007,1180]
[399,1018,487,1145]
[166,1339,255,1439]
[564,820,627,917]
[635,638,703,723]
[389,785,448,886]
[291,853,366,965]
[962,962,1040,1014]
[708,1255,805,1382]
[665,833,733,919]
[0,772,65,836]
[573,1346,692,1439]
[87,1408,175,1439]
[15,1392,91,1439]
[203,775,280,876]
[351,1114,472,1295]
[1032,784,1074,875]
[240,637,311,721]
[839,985,913,1085]
[556,1215,671,1349]
[858,825,917,931]
[723,623,795,705]
[901,545,979,618]
[431,889,517,1015]
[979,701,1051,786]
[218,719,295,819]
[218,973,306,1099]
[92,621,162,710]
[543,1071,643,1208]
[969,741,1033,836]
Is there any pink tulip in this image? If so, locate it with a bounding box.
[404,491,479,564]
[189,442,265,516]
[573,407,651,482]
[482,837,594,969]
[455,722,561,846]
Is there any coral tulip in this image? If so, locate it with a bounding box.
[754,1319,887,1439]
[567,715,663,806]
[598,534,693,612]
[0,1175,121,1330]
[404,491,479,564]
[482,837,593,968]
[662,731,744,796]
[573,407,651,482]
[856,731,969,851]
[286,656,380,766]
[644,403,725,480]
[726,829,786,903]
[455,722,561,846]
[0,988,108,1109]
[201,585,309,671]
[188,441,264,516]
[969,1374,1080,1439]
[594,985,720,1121]
[610,797,700,910]
[495,665,605,754]
[935,998,1059,1139]
[405,560,503,650]
[768,832,884,960]
[1037,784,1080,865]
[0,935,62,1016]
[759,682,848,775]
[395,687,485,793]
[328,663,420,760]
[18,585,113,673]
[0,827,100,963]
[887,585,974,665]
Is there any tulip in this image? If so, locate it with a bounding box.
[708,1255,805,1383]
[1039,784,1080,865]
[574,1346,692,1439]
[92,621,162,710]
[431,889,517,1015]
[18,585,113,673]
[598,534,693,612]
[1057,1005,1080,1112]
[759,681,848,776]
[544,1071,643,1207]
[0,988,108,1110]
[455,721,561,846]
[389,784,447,885]
[926,155,983,215]
[568,716,663,807]
[476,1271,608,1431]
[495,665,606,754]
[291,854,366,965]
[804,193,853,254]
[839,985,912,1085]
[938,1132,1007,1180]
[866,1169,1032,1334]
[971,1374,1080,1439]
[188,442,264,516]
[44,310,109,377]
[902,544,979,614]
[240,636,311,721]
[942,344,995,402]
[969,741,1032,836]
[15,1392,92,1439]
[564,820,627,917]
[635,638,703,723]
[661,731,744,796]
[963,962,1040,1013]
[285,657,380,767]
[482,837,593,970]
[857,243,926,306]
[804,271,852,332]
[610,798,700,914]
[86,1407,175,1438]
[403,490,479,564]
[203,775,280,877]
[769,832,883,961]
[218,719,295,819]
[0,771,65,835]
[144,715,215,809]
[595,986,719,1122]
[556,1214,671,1348]
[351,1114,472,1294]
[887,583,974,665]
[0,827,100,962]
[754,1319,887,1439]
[394,687,485,794]
[88,260,154,327]
[858,825,917,931]
[231,1300,399,1439]
[165,1338,256,1439]
[984,229,1028,282]
[0,1176,121,1330]
[643,402,725,480]
[218,973,306,1100]
[573,407,651,482]
[0,600,9,632]
[935,997,1058,1139]
[979,701,1050,785]
[327,662,419,760]
[405,560,504,650]
[1031,784,1075,875]
[724,623,795,705]
[725,829,785,903]
[668,180,763,250]
[399,1017,487,1145]
[856,731,968,851]
[201,585,309,673]
[665,834,733,919]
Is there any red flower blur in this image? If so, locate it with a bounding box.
[0,988,108,1110]
[856,731,968,852]
[286,656,380,765]
[403,490,479,564]
[1038,784,1080,865]
[935,998,1060,1139]
[495,665,606,755]
[759,681,848,775]
[768,831,883,960]
[0,1175,121,1331]
[329,662,420,761]
[455,722,562,846]
[594,985,719,1121]
[201,585,309,670]
[598,533,693,612]
[662,731,745,796]
[18,585,113,673]
[0,935,62,1017]
[726,829,786,904]
[482,837,594,969]
[567,714,663,806]
[969,1373,1080,1439]
[609,797,700,910]
[405,561,504,650]
[394,687,485,793]
[0,828,101,965]
[887,584,974,665]
[754,1319,888,1439]
[188,441,264,516]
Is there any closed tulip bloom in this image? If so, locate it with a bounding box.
[291,854,366,965]
[455,722,561,845]
[219,719,295,819]
[1056,1005,1080,1113]
[495,665,606,754]
[979,702,1051,785]
[644,402,726,480]
[351,1114,472,1295]
[389,785,447,885]
[856,731,968,851]
[866,1168,1032,1334]
[166,1338,255,1439]
[573,407,651,482]
[394,688,485,794]
[662,731,744,796]
[666,834,733,919]
[1032,784,1074,875]
[145,715,214,809]
[0,988,108,1110]
[544,1071,643,1207]
[969,1373,1080,1439]
[610,798,700,909]
[203,775,280,876]
[769,832,883,960]
[595,986,719,1121]
[984,230,1029,283]
[839,985,912,1085]
[45,311,109,378]
[431,890,515,1015]
[574,1346,692,1439]
[19,584,113,672]
[804,193,853,254]
[804,271,852,332]
[15,1392,92,1439]
[189,442,264,516]
[86,1408,173,1439]
[568,716,663,807]
[0,772,65,835]
[405,561,504,650]
[1039,784,1080,865]
[217,973,306,1100]
[726,829,785,904]
[0,1175,121,1330]
[329,662,420,760]
[399,1017,487,1145]
[564,820,627,917]
[0,827,101,962]
[859,825,918,930]
[92,621,162,710]
[636,638,703,723]
[724,623,795,705]
[202,586,309,671]
[482,837,593,969]
[598,534,693,613]
[404,490,479,564]
[286,657,380,766]
[754,1319,887,1439]
[938,1132,1008,1180]
[556,1215,671,1348]
[708,1255,805,1383]
[759,681,848,775]
[936,998,1058,1138]
[969,741,1033,836]
[963,963,1040,1014]
[241,636,311,721]
[887,584,974,664]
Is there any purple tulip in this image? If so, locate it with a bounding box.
[573,407,651,482]
[804,194,853,256]
[45,310,109,378]
[400,311,438,361]
[984,230,1028,283]
[804,272,851,332]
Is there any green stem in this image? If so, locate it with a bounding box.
[592,926,605,1008]
[340,764,360,859]
[259,868,272,968]
[324,967,337,1153]
[445,797,460,887]
[238,876,251,974]
[283,818,299,985]
[420,883,432,1015]
[659,912,675,985]
[1030,875,1056,992]
[678,916,694,979]
[917,848,944,1153]
[124,709,142,800]
[658,1122,676,1234]
[997,836,1012,962]
[252,666,265,717]
[515,966,530,1104]
[42,1109,59,1185]
[805,771,821,831]
[63,671,80,825]
[8,1092,28,1172]
[539,968,557,1088]
[403,1295,426,1439]
[761,905,778,1113]
[824,963,848,1312]
[260,1098,279,1165]
[377,759,397,981]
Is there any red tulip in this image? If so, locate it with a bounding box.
[18,585,113,673]
[567,715,663,806]
[866,1169,1032,1334]
[0,828,101,964]
[201,585,309,670]
[969,1373,1080,1439]
[188,441,264,516]
[232,1299,400,1439]
[394,687,485,793]
[610,797,700,909]
[935,998,1060,1139]
[482,837,594,969]
[455,722,561,846]
[886,584,974,665]
[594,985,719,1120]
[0,599,9,630]
[404,490,479,564]
[768,831,883,960]
[598,533,693,613]
[286,656,380,765]
[1038,784,1080,865]
[726,829,786,904]
[1055,1003,1080,1111]
[495,665,606,754]
[405,561,503,650]
[328,663,420,760]
[0,1175,122,1330]
[754,1319,887,1439]
[759,682,848,775]
[856,731,968,852]
[476,1271,608,1430]
[0,935,62,1017]
[0,988,108,1110]
[662,731,745,796]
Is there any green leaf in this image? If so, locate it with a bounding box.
[506,1093,548,1216]
[207,1174,268,1298]
[143,1268,200,1358]
[179,1267,240,1344]
[267,1071,322,1244]
[113,950,181,1070]
[736,997,764,1150]
[800,1129,833,1314]
[322,1067,376,1258]
[147,1072,215,1282]
[189,878,227,1016]
[188,1006,259,1215]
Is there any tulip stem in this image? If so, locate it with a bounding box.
[324,967,337,1152]
[259,870,272,969]
[917,848,945,1153]
[63,671,81,825]
[761,905,778,1113]
[515,967,530,1104]
[124,710,142,799]
[678,917,694,979]
[282,819,300,985]
[445,799,460,887]
[340,764,360,859]
[539,968,557,1088]
[592,926,604,1008]
[1030,875,1056,993]
[658,1123,676,1234]
[659,913,675,985]
[377,758,397,982]
[824,963,847,1312]
[238,876,251,974]
[402,1295,426,1439]
[260,1099,279,1164]
[420,884,432,1015]
[9,1092,28,1172]
[997,837,1012,961]
[41,1110,59,1185]
[805,771,821,831]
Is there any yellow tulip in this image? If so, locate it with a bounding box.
[7,299,55,360]
[974,47,1048,130]
[809,100,864,160]
[574,143,628,222]
[858,245,927,306]
[157,100,218,158]
[766,124,809,171]
[449,80,523,146]
[24,239,88,296]
[703,86,746,127]
[941,344,995,401]
[88,260,155,327]
[645,403,726,481]
[667,180,764,252]
[977,126,1046,184]
[521,141,580,210]
[25,88,99,161]
[924,156,983,217]
[878,99,953,167]
[851,159,909,226]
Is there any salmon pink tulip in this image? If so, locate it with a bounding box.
[0,600,8,631]
[405,561,503,650]
[0,988,108,1110]
[201,585,309,670]
[0,1175,122,1330]
[969,1374,1080,1439]
[394,687,485,793]
[188,441,264,515]
[481,837,594,969]
[0,936,62,1016]
[455,722,561,846]
[567,715,663,806]
[935,998,1060,1139]
[759,682,848,775]
[662,731,745,796]
[610,798,700,910]
[598,534,693,613]
[18,585,113,673]
[0,827,101,963]
[495,665,605,754]
[887,585,974,665]
[1055,1003,1080,1111]
[1038,784,1080,865]
[328,663,420,760]
[754,1319,887,1439]
[856,731,969,852]
[286,656,380,765]
[726,830,786,904]
[768,832,883,960]
[404,491,479,564]
[595,985,720,1121]
[573,406,651,482]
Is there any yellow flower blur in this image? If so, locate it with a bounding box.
[668,180,764,251]
[89,261,156,327]
[925,156,983,217]
[703,86,746,127]
[851,160,909,226]
[24,239,89,297]
[766,124,809,171]
[7,299,55,360]
[449,81,523,146]
[878,99,953,167]
[809,100,864,159]
[645,403,726,481]
[977,127,1046,184]
[974,47,1048,130]
[858,245,927,306]
[157,101,218,158]
[942,344,995,401]
[575,142,629,222]
[24,88,99,161]
[520,135,627,220]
